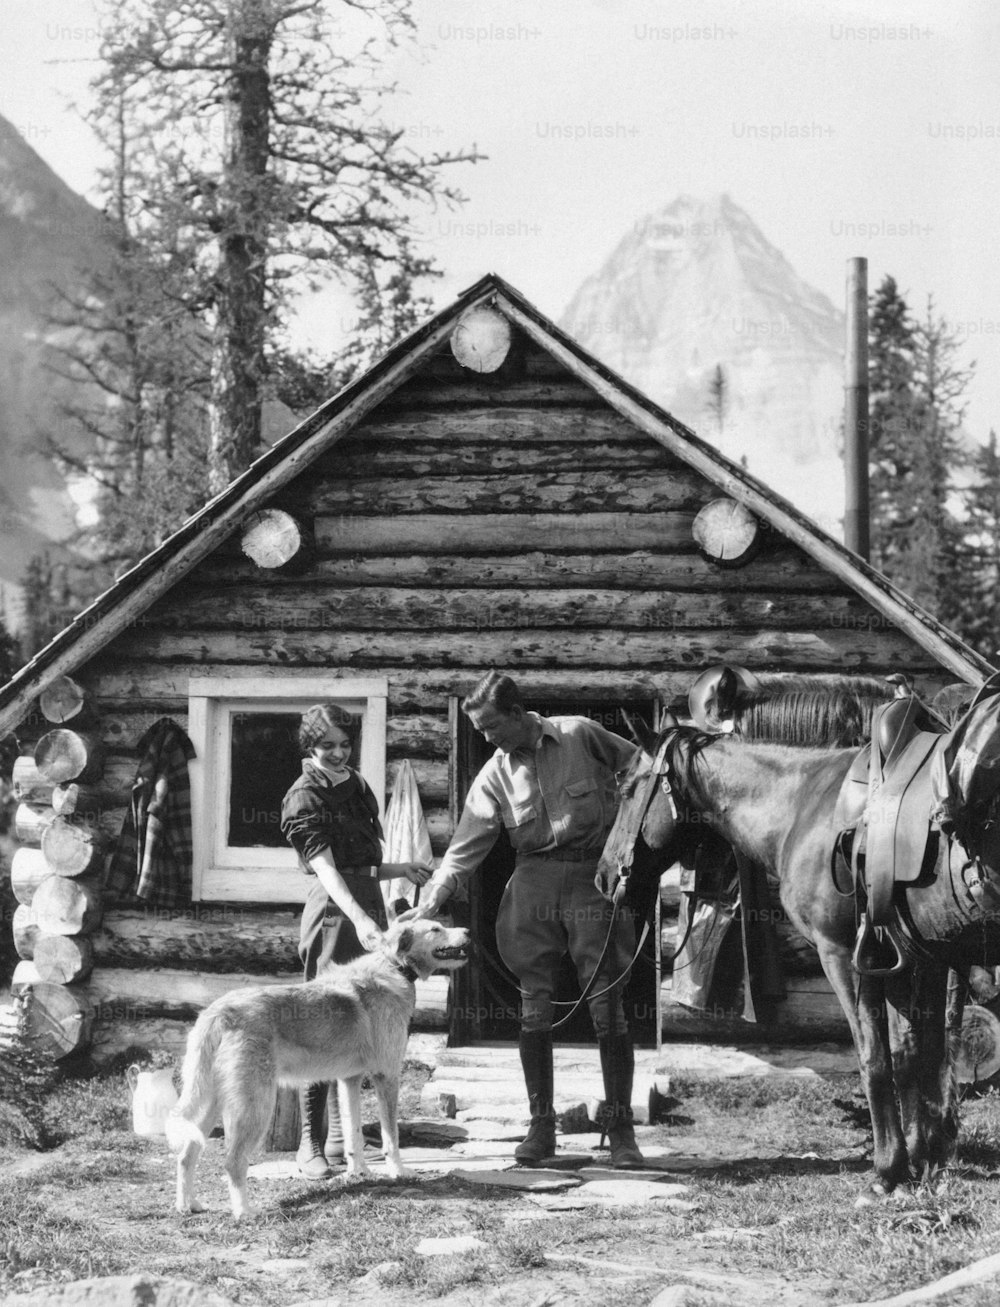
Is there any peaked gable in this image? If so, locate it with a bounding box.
[0,273,989,736]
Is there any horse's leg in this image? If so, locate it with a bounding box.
[885,961,957,1179]
[816,940,909,1194]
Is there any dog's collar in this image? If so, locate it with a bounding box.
[393,961,419,984]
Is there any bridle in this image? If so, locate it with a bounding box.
[610,733,679,901]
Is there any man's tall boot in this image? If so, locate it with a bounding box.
[597,1033,645,1169]
[296,1082,332,1179]
[324,1082,345,1166]
[513,1029,557,1166]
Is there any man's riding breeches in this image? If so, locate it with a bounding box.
[495,854,635,1035]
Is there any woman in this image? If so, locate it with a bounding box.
[280,703,432,1178]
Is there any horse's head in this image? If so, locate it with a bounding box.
[596,713,695,913]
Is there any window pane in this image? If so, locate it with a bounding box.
[228,712,304,847]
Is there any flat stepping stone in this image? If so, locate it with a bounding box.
[415,1235,485,1256]
[531,1179,696,1210]
[399,1119,468,1144]
[448,1167,582,1191]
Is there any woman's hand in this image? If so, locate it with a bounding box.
[380,860,434,887]
[402,861,434,887]
[355,918,384,951]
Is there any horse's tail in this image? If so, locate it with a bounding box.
[164,1007,224,1153]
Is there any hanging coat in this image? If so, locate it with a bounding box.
[380,759,433,918]
[106,718,196,910]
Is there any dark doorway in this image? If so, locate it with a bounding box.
[447,697,659,1047]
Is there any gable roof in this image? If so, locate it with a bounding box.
[0,273,991,736]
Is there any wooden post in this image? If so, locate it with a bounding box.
[845,256,870,561]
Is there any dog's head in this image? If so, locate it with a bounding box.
[382,919,471,980]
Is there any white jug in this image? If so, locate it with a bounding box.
[126,1064,178,1136]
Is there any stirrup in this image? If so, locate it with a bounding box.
[852,913,907,977]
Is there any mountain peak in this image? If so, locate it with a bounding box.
[560,195,845,530]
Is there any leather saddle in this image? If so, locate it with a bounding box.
[833,690,948,974]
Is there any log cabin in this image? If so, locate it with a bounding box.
[0,273,991,1065]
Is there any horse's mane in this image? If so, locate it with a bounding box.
[730,672,893,748]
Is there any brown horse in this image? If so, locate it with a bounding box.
[599,671,1000,1197]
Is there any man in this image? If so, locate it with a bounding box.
[406,671,644,1168]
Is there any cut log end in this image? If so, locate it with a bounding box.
[241,509,310,569]
[692,498,760,565]
[39,676,91,725]
[450,306,513,374]
[34,729,104,785]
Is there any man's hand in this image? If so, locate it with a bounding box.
[397,882,450,921]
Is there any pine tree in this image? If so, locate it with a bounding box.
[867,276,920,578]
[705,363,727,437]
[958,430,1000,659]
[867,280,974,627]
[91,0,482,490]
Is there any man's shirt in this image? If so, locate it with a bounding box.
[432,714,637,893]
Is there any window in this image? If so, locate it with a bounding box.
[188,676,387,902]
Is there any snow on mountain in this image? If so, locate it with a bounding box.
[560,194,847,534]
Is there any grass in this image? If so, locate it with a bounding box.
[3,1062,1000,1304]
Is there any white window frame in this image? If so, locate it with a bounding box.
[188,675,387,902]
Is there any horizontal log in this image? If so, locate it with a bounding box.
[14,978,94,1059]
[14,803,55,846]
[39,675,93,726]
[12,904,39,959]
[86,661,954,718]
[193,547,836,595]
[88,1016,190,1067]
[294,470,704,517]
[381,378,603,408]
[31,875,102,936]
[85,976,451,1068]
[106,625,945,675]
[34,934,94,984]
[352,407,643,446]
[316,512,697,554]
[152,585,884,636]
[34,729,105,784]
[12,756,56,805]
[83,966,451,1025]
[10,848,51,905]
[40,818,109,878]
[93,907,302,972]
[240,508,312,570]
[320,438,682,479]
[659,975,850,1043]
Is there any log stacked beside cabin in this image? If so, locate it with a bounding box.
[9,678,106,1058]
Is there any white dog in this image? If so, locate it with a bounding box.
[166,919,470,1218]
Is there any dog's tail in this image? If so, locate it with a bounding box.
[164,1006,225,1153]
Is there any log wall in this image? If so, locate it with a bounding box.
[9,326,959,1059]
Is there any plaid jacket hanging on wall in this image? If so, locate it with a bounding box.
[106,718,197,910]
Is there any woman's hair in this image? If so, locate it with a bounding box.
[298,704,362,758]
[461,671,525,716]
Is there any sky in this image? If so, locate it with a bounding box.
[3,0,1000,449]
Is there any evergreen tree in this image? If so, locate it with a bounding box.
[958,430,1000,659]
[867,276,920,578]
[92,0,482,490]
[867,280,974,626]
[705,363,727,437]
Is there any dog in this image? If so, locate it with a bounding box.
[166,918,470,1218]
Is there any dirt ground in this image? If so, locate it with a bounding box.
[4,1061,1000,1307]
